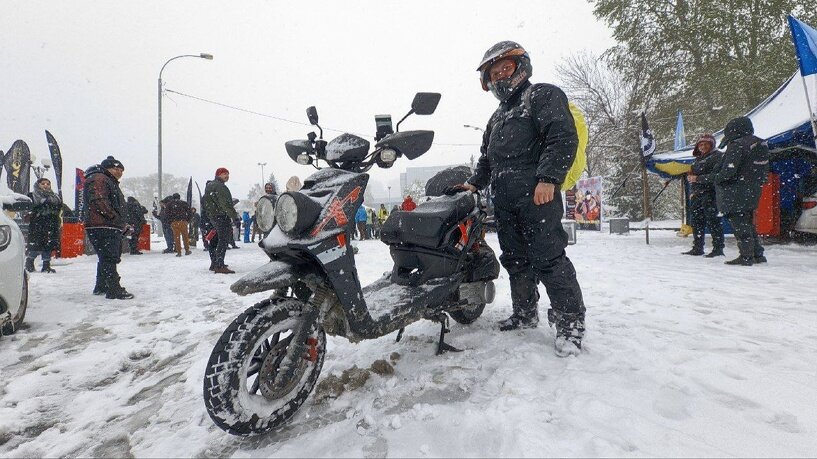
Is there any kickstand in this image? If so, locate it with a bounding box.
[435,314,462,355]
[395,327,405,343]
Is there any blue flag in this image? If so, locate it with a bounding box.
[788,15,817,76]
[674,111,686,150]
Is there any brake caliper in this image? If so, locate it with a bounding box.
[304,337,319,362]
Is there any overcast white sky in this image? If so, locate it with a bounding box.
[1,0,614,202]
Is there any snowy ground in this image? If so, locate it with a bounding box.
[1,230,816,457]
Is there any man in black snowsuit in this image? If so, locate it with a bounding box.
[189,208,201,247]
[83,156,134,299]
[683,134,725,257]
[458,41,585,356]
[125,196,148,255]
[690,116,770,266]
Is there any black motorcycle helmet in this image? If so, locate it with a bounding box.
[477,40,532,101]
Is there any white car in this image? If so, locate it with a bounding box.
[0,190,30,337]
[794,191,817,234]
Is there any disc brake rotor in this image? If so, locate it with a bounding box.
[259,336,309,400]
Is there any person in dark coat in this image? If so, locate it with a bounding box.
[690,116,770,265]
[153,198,175,254]
[165,195,192,256]
[683,134,725,257]
[25,178,62,273]
[457,41,585,356]
[125,196,148,255]
[83,156,134,299]
[189,208,201,247]
[202,168,238,273]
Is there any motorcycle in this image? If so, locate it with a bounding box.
[203,92,500,436]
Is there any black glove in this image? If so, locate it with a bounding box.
[442,185,465,196]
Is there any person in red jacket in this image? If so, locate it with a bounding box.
[401,195,417,211]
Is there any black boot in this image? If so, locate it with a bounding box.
[704,248,724,258]
[549,310,585,357]
[25,257,36,273]
[682,248,704,256]
[500,272,540,331]
[41,260,56,273]
[105,276,134,299]
[498,313,539,331]
[725,256,753,266]
[754,255,767,264]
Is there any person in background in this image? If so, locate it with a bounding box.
[165,194,192,256]
[242,211,252,243]
[690,116,770,266]
[231,199,240,249]
[355,204,368,240]
[251,213,260,242]
[366,207,374,239]
[683,134,724,257]
[401,195,417,211]
[377,203,389,226]
[153,197,175,254]
[25,178,62,273]
[202,168,238,273]
[189,207,201,247]
[83,156,134,299]
[125,196,147,255]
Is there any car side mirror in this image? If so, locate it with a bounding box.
[2,200,32,212]
[307,106,319,125]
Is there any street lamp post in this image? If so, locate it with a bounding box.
[258,162,267,188]
[158,53,213,201]
[387,186,391,208]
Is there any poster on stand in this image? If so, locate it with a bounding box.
[575,176,603,231]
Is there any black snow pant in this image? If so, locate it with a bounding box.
[209,215,234,268]
[494,190,585,321]
[689,194,724,251]
[128,223,143,253]
[87,228,124,291]
[726,211,764,259]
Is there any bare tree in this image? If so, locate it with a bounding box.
[557,51,681,220]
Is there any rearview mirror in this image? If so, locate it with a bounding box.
[2,200,32,212]
[411,92,441,115]
[307,106,319,125]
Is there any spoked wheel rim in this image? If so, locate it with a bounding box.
[237,317,323,415]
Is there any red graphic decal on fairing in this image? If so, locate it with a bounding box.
[309,186,362,237]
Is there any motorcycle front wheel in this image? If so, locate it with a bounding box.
[203,297,326,436]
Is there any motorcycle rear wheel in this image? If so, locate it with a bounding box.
[203,297,326,436]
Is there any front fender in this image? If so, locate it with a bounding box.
[230,260,299,296]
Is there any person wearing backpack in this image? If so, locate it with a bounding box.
[688,117,769,266]
[456,41,586,357]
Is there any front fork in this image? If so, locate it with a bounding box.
[271,284,328,392]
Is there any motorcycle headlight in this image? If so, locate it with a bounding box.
[380,148,397,163]
[275,192,323,235]
[0,225,11,252]
[255,196,276,233]
[296,153,312,165]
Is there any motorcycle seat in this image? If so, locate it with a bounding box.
[380,192,474,249]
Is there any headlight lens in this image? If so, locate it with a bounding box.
[0,225,11,251]
[275,194,298,233]
[297,153,312,165]
[255,196,276,233]
[380,148,397,163]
